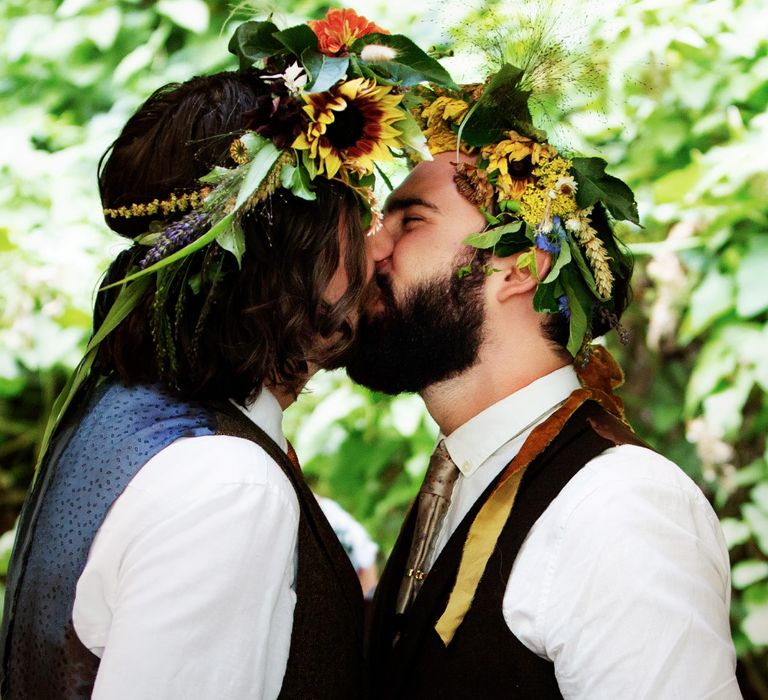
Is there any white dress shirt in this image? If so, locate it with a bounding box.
[73,388,299,700]
[434,365,741,700]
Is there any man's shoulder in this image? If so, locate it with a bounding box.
[553,442,719,530]
[126,434,300,514]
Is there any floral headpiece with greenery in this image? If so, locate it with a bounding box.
[39,8,455,472]
[412,63,640,357]
[105,8,456,274]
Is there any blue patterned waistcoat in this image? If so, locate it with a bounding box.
[0,380,364,699]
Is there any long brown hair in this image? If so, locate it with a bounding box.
[94,71,368,402]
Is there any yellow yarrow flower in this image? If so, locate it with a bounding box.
[520,156,578,228]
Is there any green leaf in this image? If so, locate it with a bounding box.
[517,250,537,278]
[392,108,430,161]
[743,503,768,555]
[302,49,349,92]
[228,21,283,67]
[464,227,503,249]
[561,266,593,356]
[156,0,209,34]
[273,24,318,57]
[103,213,236,288]
[352,33,457,88]
[464,221,522,249]
[459,64,532,147]
[280,164,316,201]
[572,157,640,225]
[652,160,702,204]
[736,236,768,318]
[533,280,562,313]
[733,560,768,589]
[198,165,233,185]
[240,131,270,157]
[235,141,281,210]
[494,237,532,258]
[743,602,768,646]
[541,240,572,284]
[373,163,394,192]
[752,483,768,513]
[720,517,752,549]
[215,221,245,267]
[567,236,599,296]
[301,150,318,180]
[679,266,734,343]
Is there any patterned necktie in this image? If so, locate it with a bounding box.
[396,439,460,614]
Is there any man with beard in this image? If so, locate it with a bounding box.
[347,71,740,698]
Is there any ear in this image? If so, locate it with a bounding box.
[493,248,553,304]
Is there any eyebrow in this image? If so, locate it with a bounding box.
[383,196,441,215]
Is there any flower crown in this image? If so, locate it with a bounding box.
[105,8,456,275]
[412,64,640,357]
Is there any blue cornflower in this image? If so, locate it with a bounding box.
[552,216,568,241]
[557,294,571,319]
[535,232,560,253]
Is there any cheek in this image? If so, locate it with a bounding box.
[390,229,461,287]
[324,266,348,304]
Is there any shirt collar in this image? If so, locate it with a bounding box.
[443,365,581,476]
[233,387,288,453]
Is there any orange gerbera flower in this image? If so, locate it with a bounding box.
[308,8,389,57]
[293,77,403,179]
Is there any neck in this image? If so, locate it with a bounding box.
[267,374,312,410]
[421,333,569,436]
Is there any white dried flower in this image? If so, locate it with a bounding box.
[555,175,578,195]
[360,44,398,63]
[262,61,308,94]
[565,217,582,232]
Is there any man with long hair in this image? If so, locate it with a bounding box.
[0,10,454,698]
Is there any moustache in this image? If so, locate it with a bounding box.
[360,272,397,316]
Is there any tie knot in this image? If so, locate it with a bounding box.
[421,439,459,499]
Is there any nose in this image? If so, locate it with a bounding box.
[368,215,396,265]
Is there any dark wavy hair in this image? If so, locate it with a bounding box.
[540,203,634,353]
[94,70,368,402]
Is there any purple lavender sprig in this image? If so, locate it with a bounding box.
[139,210,210,269]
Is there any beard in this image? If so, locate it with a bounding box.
[344,251,487,395]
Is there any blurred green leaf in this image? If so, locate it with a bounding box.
[733,560,768,589]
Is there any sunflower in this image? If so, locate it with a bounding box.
[308,8,389,57]
[482,130,556,200]
[420,96,472,155]
[292,78,404,179]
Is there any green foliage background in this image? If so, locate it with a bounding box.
[1,0,766,693]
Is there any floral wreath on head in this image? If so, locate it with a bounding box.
[411,63,640,358]
[39,8,456,473]
[106,8,456,275]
